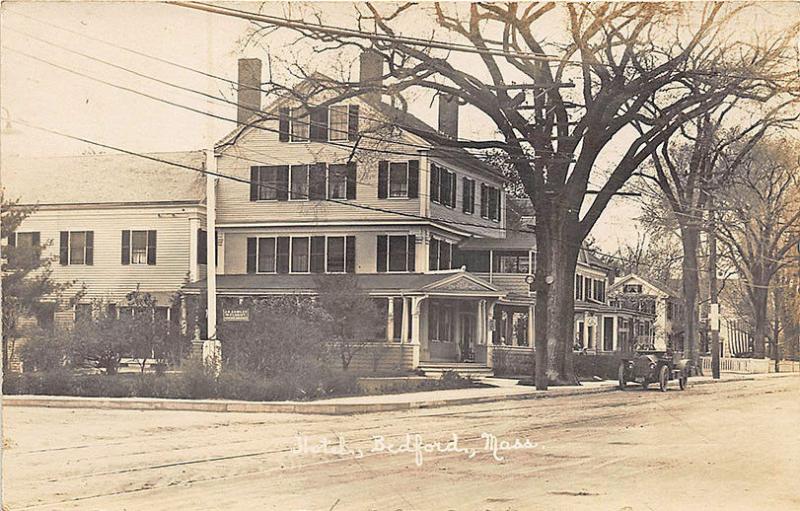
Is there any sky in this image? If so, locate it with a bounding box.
[3,1,792,253]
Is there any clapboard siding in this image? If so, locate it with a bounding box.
[13,204,205,302]
[427,155,506,239]
[216,113,424,224]
[221,225,426,275]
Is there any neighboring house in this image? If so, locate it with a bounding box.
[2,151,208,329]
[607,273,684,351]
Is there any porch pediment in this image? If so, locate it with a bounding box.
[420,272,502,295]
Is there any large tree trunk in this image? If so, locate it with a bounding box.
[534,209,581,390]
[680,225,700,367]
[751,286,769,359]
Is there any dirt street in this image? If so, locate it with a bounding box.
[3,376,799,511]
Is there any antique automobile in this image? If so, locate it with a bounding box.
[618,350,689,391]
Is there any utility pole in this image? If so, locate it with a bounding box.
[709,206,721,379]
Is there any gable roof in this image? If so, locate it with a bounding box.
[609,273,681,298]
[216,74,504,179]
[2,151,206,205]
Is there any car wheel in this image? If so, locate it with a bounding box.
[618,363,627,390]
[679,374,688,391]
[658,365,669,392]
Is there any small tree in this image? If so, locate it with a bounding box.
[123,288,187,373]
[315,274,385,370]
[1,193,72,371]
[69,301,130,374]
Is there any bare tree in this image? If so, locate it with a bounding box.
[637,97,798,365]
[193,2,799,387]
[716,138,800,359]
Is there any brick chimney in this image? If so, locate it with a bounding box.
[237,58,262,124]
[438,93,459,139]
[359,50,383,103]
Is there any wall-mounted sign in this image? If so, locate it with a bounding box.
[222,308,250,322]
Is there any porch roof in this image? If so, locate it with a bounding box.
[184,270,504,297]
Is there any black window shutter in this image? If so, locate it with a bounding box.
[146,230,157,265]
[276,165,289,201]
[376,235,387,272]
[429,238,439,271]
[7,232,16,248]
[452,246,462,269]
[309,107,329,142]
[345,235,356,273]
[31,232,40,248]
[346,163,357,200]
[347,105,359,141]
[85,231,94,266]
[431,164,440,203]
[462,177,470,212]
[407,235,416,271]
[59,232,69,265]
[121,230,130,265]
[408,160,419,198]
[276,237,290,273]
[278,107,290,142]
[246,237,257,273]
[480,184,488,218]
[250,167,259,201]
[450,172,458,207]
[309,163,327,200]
[377,161,389,198]
[310,236,326,273]
[198,229,208,265]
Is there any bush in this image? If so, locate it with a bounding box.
[19,331,71,372]
[573,352,622,380]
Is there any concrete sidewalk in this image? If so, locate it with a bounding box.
[3,372,797,415]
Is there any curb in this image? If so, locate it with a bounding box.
[3,373,796,415]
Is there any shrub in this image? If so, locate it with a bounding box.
[19,331,71,372]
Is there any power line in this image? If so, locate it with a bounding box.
[175,1,800,84]
[2,9,559,152]
[5,115,658,271]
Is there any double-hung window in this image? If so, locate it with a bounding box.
[430,164,457,207]
[376,234,416,272]
[257,238,276,273]
[429,238,453,271]
[329,105,349,141]
[289,107,310,142]
[59,231,94,265]
[291,237,310,272]
[6,231,41,267]
[121,230,156,265]
[493,251,529,273]
[290,165,310,200]
[389,162,409,197]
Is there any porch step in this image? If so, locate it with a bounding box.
[418,363,494,380]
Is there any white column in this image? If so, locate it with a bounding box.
[401,296,411,343]
[188,217,199,282]
[477,300,485,345]
[528,304,535,349]
[410,296,422,345]
[205,149,218,344]
[386,297,395,342]
[216,231,225,274]
[612,316,619,351]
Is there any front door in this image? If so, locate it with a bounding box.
[460,314,476,362]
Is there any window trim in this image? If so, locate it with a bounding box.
[289,164,310,201]
[62,230,93,266]
[328,105,349,142]
[289,107,310,142]
[379,234,415,273]
[388,162,410,199]
[256,237,277,274]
